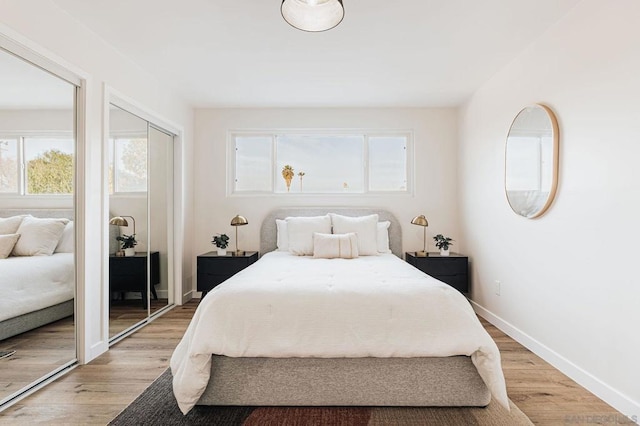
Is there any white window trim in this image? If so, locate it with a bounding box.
[227,129,414,197]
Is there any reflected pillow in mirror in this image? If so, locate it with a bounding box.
[313,232,359,259]
[55,221,74,253]
[0,215,27,235]
[12,216,69,256]
[0,234,20,259]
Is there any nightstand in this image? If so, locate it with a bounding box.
[197,251,259,297]
[405,252,469,293]
[109,251,160,308]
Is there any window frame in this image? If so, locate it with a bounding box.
[227,129,414,197]
[0,131,75,197]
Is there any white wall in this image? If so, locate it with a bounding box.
[192,107,459,294]
[458,0,640,417]
[0,0,194,362]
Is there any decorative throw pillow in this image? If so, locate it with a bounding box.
[313,232,359,259]
[0,215,26,235]
[329,213,379,256]
[377,221,392,254]
[286,215,331,256]
[54,221,74,253]
[276,219,289,251]
[12,216,68,256]
[0,233,20,259]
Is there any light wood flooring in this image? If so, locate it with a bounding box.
[0,316,75,403]
[0,300,625,425]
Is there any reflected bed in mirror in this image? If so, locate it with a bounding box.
[505,104,559,218]
[0,43,77,407]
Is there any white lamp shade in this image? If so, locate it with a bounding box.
[281,0,344,32]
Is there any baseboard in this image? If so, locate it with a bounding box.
[471,301,640,421]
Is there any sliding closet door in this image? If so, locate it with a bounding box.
[0,47,77,405]
[148,126,174,315]
[108,105,149,339]
[108,104,175,341]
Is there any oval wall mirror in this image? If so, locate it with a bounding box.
[505,104,559,218]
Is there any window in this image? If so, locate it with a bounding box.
[108,137,148,194]
[0,136,74,195]
[0,138,19,193]
[231,131,410,194]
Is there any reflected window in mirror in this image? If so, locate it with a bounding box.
[505,104,559,219]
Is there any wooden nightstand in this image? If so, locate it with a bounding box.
[109,251,160,308]
[197,251,259,297]
[405,252,469,293]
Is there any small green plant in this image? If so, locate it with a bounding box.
[212,233,230,249]
[433,234,453,251]
[116,234,137,249]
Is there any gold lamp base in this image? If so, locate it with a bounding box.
[415,251,428,257]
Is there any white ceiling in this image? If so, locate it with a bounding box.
[51,0,580,108]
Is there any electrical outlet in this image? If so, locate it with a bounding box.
[494,280,501,296]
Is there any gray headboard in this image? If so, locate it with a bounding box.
[260,208,403,257]
[0,208,74,220]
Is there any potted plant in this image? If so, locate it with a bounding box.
[212,233,230,256]
[116,234,137,257]
[433,234,453,256]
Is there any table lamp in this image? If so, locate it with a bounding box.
[411,214,429,257]
[230,215,248,255]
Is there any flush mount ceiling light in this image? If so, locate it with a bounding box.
[281,0,344,32]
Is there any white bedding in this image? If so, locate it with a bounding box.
[0,253,74,323]
[171,252,508,414]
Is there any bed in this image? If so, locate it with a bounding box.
[0,209,75,341]
[171,208,508,414]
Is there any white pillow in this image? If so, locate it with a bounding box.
[276,219,289,251]
[12,216,68,256]
[55,221,74,253]
[286,215,331,256]
[377,221,391,254]
[329,213,379,256]
[0,215,26,235]
[0,233,20,259]
[313,232,359,259]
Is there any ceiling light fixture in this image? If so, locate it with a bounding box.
[281,0,344,32]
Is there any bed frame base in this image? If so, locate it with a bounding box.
[0,300,74,341]
[197,355,491,407]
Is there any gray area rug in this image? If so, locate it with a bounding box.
[110,369,532,425]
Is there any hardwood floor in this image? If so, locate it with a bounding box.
[0,316,75,403]
[0,300,626,425]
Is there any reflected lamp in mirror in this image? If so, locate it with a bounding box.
[411,215,429,257]
[505,104,559,219]
[230,215,248,255]
[109,215,136,236]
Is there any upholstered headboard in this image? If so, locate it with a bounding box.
[260,208,403,258]
[0,208,74,220]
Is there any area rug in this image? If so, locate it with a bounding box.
[109,369,532,425]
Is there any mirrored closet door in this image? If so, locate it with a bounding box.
[0,47,77,405]
[108,104,174,340]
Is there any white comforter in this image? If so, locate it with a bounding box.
[171,252,508,414]
[0,253,74,322]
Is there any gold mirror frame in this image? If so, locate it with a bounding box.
[505,104,559,219]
